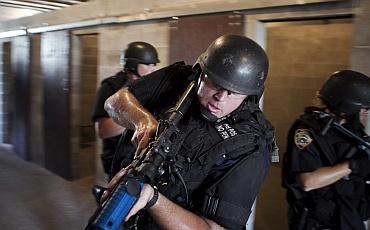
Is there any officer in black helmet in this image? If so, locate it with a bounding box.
[103,34,276,229]
[282,70,370,230]
[91,41,160,178]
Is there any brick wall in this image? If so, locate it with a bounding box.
[0,42,12,145]
[29,34,44,165]
[97,21,170,83]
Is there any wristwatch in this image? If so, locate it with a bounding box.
[144,185,159,209]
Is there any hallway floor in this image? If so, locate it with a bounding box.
[0,146,96,230]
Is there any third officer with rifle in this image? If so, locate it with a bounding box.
[101,34,276,229]
[282,70,370,230]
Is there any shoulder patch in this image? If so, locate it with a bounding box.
[294,129,313,149]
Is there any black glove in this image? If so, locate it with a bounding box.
[91,185,107,205]
[350,156,370,177]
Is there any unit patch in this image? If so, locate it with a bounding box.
[294,129,313,149]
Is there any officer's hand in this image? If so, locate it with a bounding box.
[350,156,370,177]
[131,116,158,157]
[101,166,132,202]
[125,184,157,221]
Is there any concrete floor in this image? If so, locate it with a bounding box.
[0,142,286,230]
[0,146,96,230]
[0,143,287,230]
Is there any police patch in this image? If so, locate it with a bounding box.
[294,129,313,149]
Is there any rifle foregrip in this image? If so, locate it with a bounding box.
[85,177,143,230]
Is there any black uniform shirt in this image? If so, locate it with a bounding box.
[92,71,129,121]
[289,126,349,173]
[284,109,370,228]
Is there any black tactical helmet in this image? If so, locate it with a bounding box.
[121,41,160,73]
[195,34,269,96]
[318,70,370,116]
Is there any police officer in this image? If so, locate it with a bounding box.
[282,70,370,230]
[91,41,159,177]
[103,35,276,229]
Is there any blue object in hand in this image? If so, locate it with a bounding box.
[85,174,143,230]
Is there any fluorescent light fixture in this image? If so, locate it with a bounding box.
[27,17,118,33]
[0,30,27,38]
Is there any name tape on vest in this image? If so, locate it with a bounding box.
[215,123,238,140]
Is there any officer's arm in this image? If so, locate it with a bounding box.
[104,87,158,152]
[95,117,125,139]
[147,186,224,230]
[93,83,125,139]
[103,168,225,230]
[297,161,351,191]
[122,183,225,230]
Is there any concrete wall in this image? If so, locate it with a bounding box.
[0,0,345,32]
[351,0,370,135]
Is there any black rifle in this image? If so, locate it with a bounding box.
[287,110,370,230]
[85,81,196,230]
[314,110,370,160]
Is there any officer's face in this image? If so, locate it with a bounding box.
[359,107,369,125]
[197,74,247,118]
[137,63,157,78]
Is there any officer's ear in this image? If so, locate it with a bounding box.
[200,73,206,81]
[195,72,206,93]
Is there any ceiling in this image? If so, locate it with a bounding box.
[0,0,89,22]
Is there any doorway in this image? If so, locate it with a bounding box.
[255,18,353,230]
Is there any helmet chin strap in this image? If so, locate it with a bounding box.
[193,69,218,122]
[199,105,218,122]
[199,95,260,123]
[125,65,141,79]
[133,68,141,78]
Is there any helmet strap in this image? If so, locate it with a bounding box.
[124,59,140,78]
[199,104,218,122]
[245,95,259,105]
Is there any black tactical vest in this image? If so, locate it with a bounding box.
[101,71,129,92]
[150,101,275,228]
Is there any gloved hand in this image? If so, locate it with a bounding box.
[350,156,370,177]
[91,185,107,205]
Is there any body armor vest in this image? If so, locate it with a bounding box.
[154,101,275,227]
[101,71,129,92]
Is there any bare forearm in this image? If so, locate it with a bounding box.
[95,118,125,139]
[104,87,156,130]
[298,161,351,191]
[149,193,224,230]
